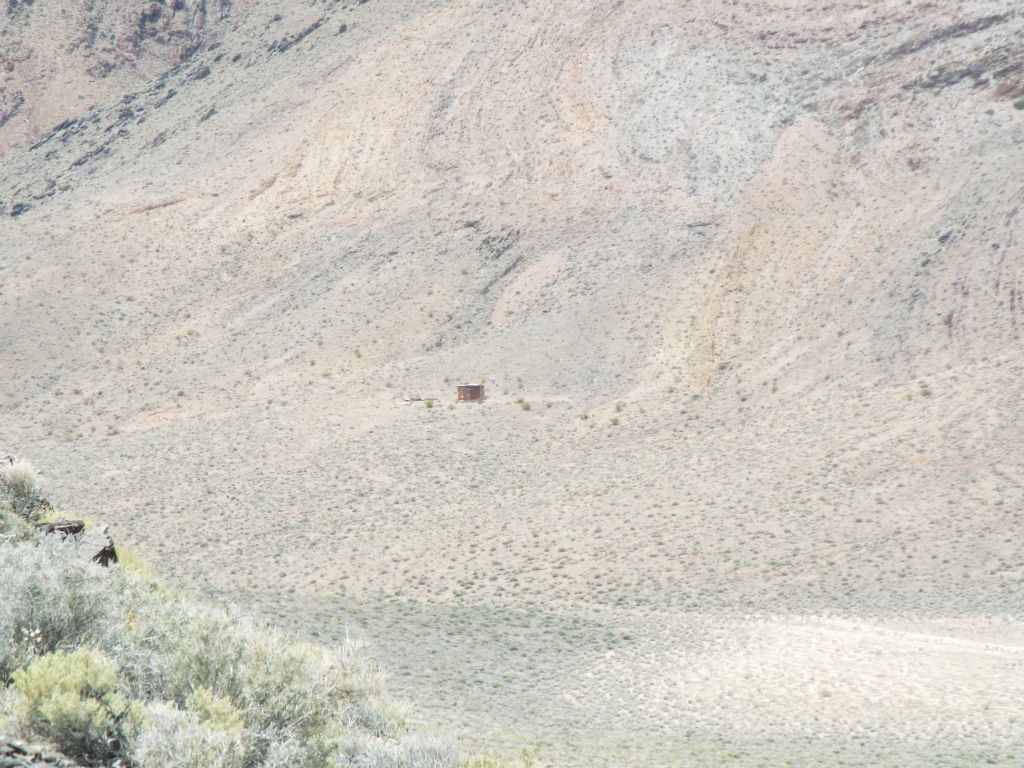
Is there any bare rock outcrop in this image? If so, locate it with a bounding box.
[0,739,85,768]
[0,0,233,157]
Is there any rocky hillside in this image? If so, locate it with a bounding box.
[2,2,1022,398]
[0,0,232,158]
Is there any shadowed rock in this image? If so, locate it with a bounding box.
[34,519,85,540]
[0,738,85,768]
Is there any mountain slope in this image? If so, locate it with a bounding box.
[0,0,233,158]
[2,1,1023,766]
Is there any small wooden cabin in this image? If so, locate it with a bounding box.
[457,384,484,402]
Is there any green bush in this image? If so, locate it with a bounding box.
[186,687,244,733]
[117,595,382,743]
[114,594,250,706]
[10,648,137,763]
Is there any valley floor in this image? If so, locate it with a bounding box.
[11,371,1024,766]
[309,602,1024,767]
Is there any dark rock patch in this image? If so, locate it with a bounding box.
[886,14,1008,59]
[269,15,327,54]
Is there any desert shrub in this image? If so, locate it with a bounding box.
[238,630,359,734]
[0,542,391,767]
[101,589,388,767]
[112,594,249,706]
[233,630,384,768]
[341,734,457,768]
[0,462,481,768]
[0,539,127,682]
[130,701,244,768]
[0,459,46,521]
[186,687,244,733]
[345,696,407,739]
[461,749,536,768]
[118,595,379,720]
[255,734,309,768]
[0,498,29,540]
[9,648,138,763]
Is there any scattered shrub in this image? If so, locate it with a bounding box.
[341,734,457,768]
[130,701,244,768]
[10,648,138,763]
[185,687,244,733]
[0,499,28,540]
[345,696,407,739]
[0,460,45,521]
[0,539,127,681]
[461,750,537,768]
[0,461,494,768]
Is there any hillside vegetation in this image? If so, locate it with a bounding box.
[0,460,499,768]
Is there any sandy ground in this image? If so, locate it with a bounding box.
[2,1,1024,765]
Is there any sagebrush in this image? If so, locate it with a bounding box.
[0,465,465,768]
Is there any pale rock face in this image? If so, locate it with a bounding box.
[1,2,1023,765]
[0,0,232,157]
